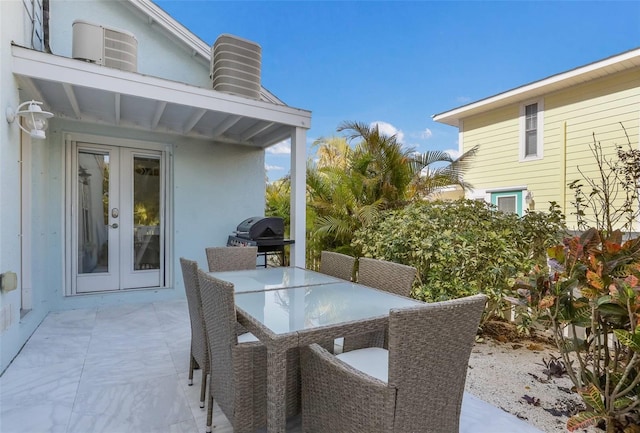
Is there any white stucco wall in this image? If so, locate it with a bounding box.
[1,0,51,373]
[48,0,212,88]
[1,0,268,373]
[36,119,266,310]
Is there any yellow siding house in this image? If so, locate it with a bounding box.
[433,48,640,231]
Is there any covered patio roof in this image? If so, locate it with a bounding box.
[11,44,312,148]
[11,43,310,267]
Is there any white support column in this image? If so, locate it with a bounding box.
[289,127,307,267]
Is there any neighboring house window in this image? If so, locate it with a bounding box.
[524,104,538,156]
[520,99,544,161]
[491,190,523,216]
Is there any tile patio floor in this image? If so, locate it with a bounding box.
[0,299,543,433]
[0,300,302,433]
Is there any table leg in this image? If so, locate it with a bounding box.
[267,346,287,433]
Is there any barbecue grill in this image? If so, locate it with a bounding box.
[227,216,293,266]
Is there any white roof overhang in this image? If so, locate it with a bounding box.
[433,47,640,127]
[124,0,211,65]
[11,44,311,147]
[122,0,284,105]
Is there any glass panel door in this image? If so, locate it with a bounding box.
[134,156,161,271]
[75,146,120,293]
[120,150,163,289]
[72,143,164,293]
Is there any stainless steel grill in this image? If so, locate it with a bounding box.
[226,216,293,266]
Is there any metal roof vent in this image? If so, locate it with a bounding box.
[72,20,138,72]
[211,34,261,100]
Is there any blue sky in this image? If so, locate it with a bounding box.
[155,1,640,181]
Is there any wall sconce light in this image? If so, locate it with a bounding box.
[6,100,53,139]
[525,191,534,205]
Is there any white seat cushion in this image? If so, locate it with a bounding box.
[237,332,259,343]
[335,347,388,382]
[335,348,544,433]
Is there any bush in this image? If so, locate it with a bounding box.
[352,199,565,321]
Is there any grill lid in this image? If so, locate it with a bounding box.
[235,216,284,240]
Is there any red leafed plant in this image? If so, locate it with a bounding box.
[515,230,640,432]
[511,127,640,432]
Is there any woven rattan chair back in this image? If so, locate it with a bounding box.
[179,258,209,408]
[205,246,258,272]
[342,258,418,352]
[301,294,486,433]
[357,257,417,297]
[196,270,240,419]
[387,294,487,432]
[318,251,356,281]
[197,269,300,432]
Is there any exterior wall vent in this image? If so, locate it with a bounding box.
[211,34,261,100]
[72,20,138,72]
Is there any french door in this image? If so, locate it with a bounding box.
[71,142,165,293]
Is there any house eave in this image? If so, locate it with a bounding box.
[433,47,640,127]
[11,45,311,147]
[125,0,210,61]
[124,0,286,105]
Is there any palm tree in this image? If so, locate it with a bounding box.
[267,120,478,258]
[307,160,383,255]
[407,146,479,199]
[314,136,351,170]
[338,121,478,206]
[339,121,415,209]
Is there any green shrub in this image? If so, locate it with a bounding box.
[351,199,565,321]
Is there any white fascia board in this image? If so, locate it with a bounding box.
[433,47,640,126]
[12,45,311,128]
[126,0,283,105]
[486,185,528,193]
[126,0,209,59]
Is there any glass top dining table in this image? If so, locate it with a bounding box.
[211,266,425,433]
[234,281,422,334]
[209,266,344,293]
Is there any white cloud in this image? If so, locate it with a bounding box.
[421,128,433,139]
[445,148,461,159]
[370,121,405,144]
[267,139,291,155]
[265,164,285,171]
[456,96,472,104]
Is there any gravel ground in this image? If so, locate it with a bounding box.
[465,339,599,433]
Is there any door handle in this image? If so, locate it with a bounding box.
[109,223,119,229]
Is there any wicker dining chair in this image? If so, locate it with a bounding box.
[205,246,258,272]
[318,250,356,281]
[205,246,258,337]
[342,257,417,352]
[357,257,417,297]
[179,257,209,410]
[196,270,301,433]
[301,294,487,433]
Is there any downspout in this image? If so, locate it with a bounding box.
[561,121,567,214]
[19,130,24,313]
[19,129,32,315]
[43,0,51,53]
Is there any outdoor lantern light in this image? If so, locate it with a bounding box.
[6,100,53,140]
